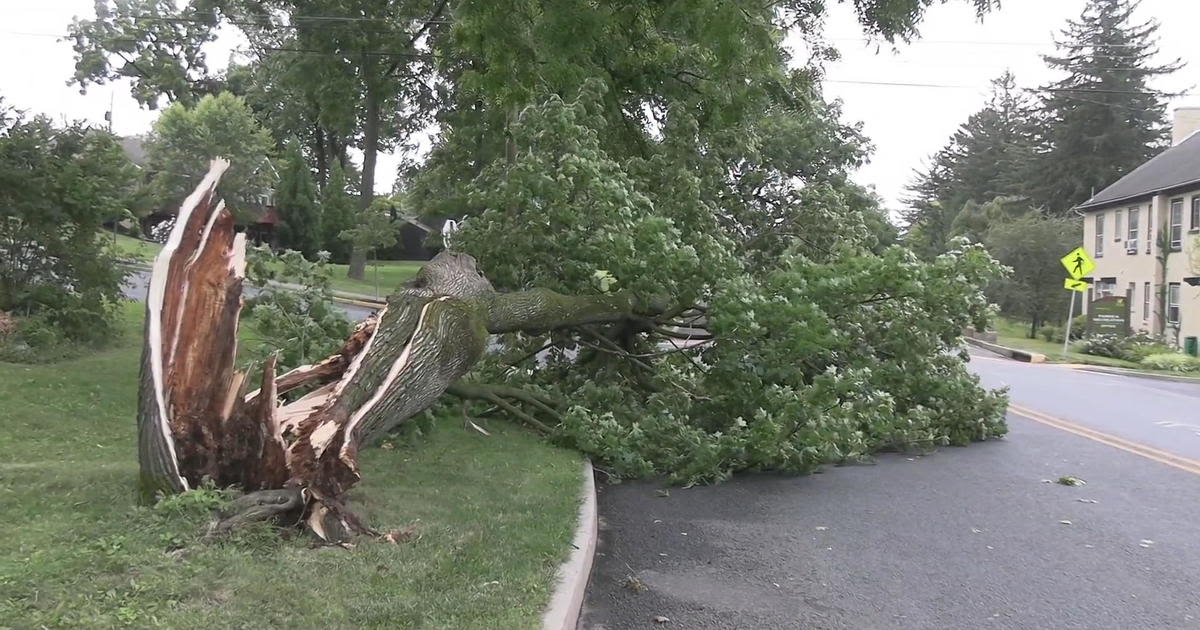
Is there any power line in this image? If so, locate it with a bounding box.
[824,35,1158,49]
[824,78,1195,97]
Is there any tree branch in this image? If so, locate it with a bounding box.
[446,382,560,434]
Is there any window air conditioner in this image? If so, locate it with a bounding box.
[1125,239,1139,253]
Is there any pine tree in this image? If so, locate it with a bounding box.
[320,161,355,263]
[902,72,1038,256]
[274,143,321,257]
[1031,0,1181,213]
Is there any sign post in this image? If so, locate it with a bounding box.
[1059,247,1097,356]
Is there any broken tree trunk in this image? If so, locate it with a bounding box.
[138,160,668,540]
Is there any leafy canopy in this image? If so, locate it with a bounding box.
[146,92,276,211]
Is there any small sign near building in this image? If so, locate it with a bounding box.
[1087,295,1130,336]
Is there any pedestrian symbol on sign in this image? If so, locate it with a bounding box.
[1059,247,1095,280]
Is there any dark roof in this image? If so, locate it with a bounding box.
[1077,132,1200,210]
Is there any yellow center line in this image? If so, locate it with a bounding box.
[1009,403,1200,476]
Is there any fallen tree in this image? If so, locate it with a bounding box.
[138,160,678,540]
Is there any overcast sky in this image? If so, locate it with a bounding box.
[1,0,1196,213]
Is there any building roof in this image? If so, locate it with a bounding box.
[119,135,148,167]
[1077,132,1200,210]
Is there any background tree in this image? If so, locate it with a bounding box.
[1029,0,1181,213]
[903,72,1039,256]
[71,0,449,280]
[274,142,322,256]
[67,0,226,107]
[145,92,276,212]
[983,212,1079,337]
[338,201,399,298]
[0,108,137,354]
[320,161,356,262]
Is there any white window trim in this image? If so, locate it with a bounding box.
[1168,282,1181,325]
[1095,212,1105,257]
[1115,210,1124,241]
[1143,282,1151,321]
[1170,198,1184,250]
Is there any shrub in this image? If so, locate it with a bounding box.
[1079,334,1126,359]
[0,112,137,355]
[1069,314,1087,339]
[0,314,80,363]
[1080,332,1174,363]
[1140,353,1200,373]
[1039,325,1061,342]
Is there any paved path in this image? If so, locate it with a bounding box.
[581,351,1200,629]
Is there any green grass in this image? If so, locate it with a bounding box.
[328,260,424,298]
[106,233,163,262]
[0,303,582,629]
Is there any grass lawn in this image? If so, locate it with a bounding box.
[0,302,582,629]
[107,233,163,262]
[328,260,424,298]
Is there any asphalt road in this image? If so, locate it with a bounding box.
[122,269,379,320]
[581,350,1200,630]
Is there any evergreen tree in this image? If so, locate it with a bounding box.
[1031,0,1181,213]
[274,143,321,257]
[903,72,1038,257]
[320,161,355,263]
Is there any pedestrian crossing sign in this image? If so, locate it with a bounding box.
[1064,278,1091,293]
[1060,247,1095,279]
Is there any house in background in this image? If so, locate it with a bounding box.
[1078,107,1200,355]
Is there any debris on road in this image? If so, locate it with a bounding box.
[1057,476,1087,486]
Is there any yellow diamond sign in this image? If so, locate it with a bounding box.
[1060,247,1095,279]
[1064,277,1091,293]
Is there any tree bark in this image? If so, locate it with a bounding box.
[348,74,379,282]
[138,161,670,541]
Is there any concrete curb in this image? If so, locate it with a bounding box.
[542,459,598,630]
[964,337,1047,363]
[1074,365,1200,385]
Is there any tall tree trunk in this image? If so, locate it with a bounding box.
[138,161,670,541]
[348,79,379,282]
[312,121,328,190]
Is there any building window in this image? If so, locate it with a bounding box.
[1115,210,1123,241]
[1170,198,1184,250]
[1095,213,1104,257]
[1127,207,1139,252]
[1144,282,1151,321]
[1168,283,1181,325]
[1098,277,1117,297]
[1147,207,1154,254]
[1192,196,1200,231]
